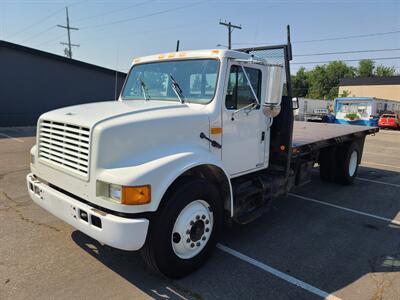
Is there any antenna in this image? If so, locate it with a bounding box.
[287,25,292,61]
[57,7,79,59]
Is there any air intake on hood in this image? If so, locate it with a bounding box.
[38,120,90,178]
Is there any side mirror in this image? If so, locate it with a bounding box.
[263,65,284,118]
[292,97,299,110]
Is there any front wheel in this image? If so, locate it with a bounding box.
[141,178,223,278]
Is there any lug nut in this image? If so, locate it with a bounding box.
[196,215,200,220]
[196,242,200,247]
[187,238,190,243]
[186,229,190,234]
[190,221,194,225]
[191,243,195,248]
[202,236,206,241]
[205,228,210,232]
[205,220,210,224]
[202,215,206,219]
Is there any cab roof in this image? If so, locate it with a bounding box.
[131,49,252,65]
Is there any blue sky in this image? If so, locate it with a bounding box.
[1,0,399,74]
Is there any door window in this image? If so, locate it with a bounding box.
[225,65,262,110]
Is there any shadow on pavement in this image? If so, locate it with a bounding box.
[71,165,400,300]
[0,127,36,138]
[357,165,400,182]
[71,231,199,300]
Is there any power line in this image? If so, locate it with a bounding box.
[294,30,400,43]
[80,0,208,29]
[295,48,400,57]
[5,0,87,40]
[21,26,55,43]
[232,29,400,46]
[219,20,242,50]
[292,56,400,65]
[74,0,155,23]
[5,8,63,39]
[21,0,155,44]
[57,7,79,59]
[34,33,66,47]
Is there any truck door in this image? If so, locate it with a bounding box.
[222,63,269,175]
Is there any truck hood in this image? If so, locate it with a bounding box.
[38,99,211,170]
[39,100,195,128]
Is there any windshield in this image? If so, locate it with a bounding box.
[121,59,220,104]
[336,101,371,119]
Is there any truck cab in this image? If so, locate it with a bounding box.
[27,46,377,278]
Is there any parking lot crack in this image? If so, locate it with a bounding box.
[1,191,61,233]
[0,167,30,180]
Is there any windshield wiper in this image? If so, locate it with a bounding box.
[137,77,150,101]
[169,74,185,104]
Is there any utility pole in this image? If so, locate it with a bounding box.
[219,20,242,49]
[57,7,79,59]
[176,40,180,52]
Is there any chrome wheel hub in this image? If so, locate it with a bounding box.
[171,200,213,259]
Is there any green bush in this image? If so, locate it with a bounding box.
[345,113,358,120]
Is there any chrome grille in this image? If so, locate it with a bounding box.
[38,120,90,177]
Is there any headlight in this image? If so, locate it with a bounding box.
[103,182,151,205]
[109,184,122,202]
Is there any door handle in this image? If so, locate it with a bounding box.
[261,131,265,141]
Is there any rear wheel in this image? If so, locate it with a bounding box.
[334,142,360,185]
[319,147,336,182]
[319,142,361,185]
[141,178,223,278]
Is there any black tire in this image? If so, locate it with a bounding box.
[141,177,223,278]
[319,147,336,182]
[334,142,361,185]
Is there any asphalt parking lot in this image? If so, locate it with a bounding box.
[1,127,399,300]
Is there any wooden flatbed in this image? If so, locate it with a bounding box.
[292,121,379,153]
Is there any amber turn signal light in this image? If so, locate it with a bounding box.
[121,185,151,205]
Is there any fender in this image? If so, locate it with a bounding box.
[96,145,233,215]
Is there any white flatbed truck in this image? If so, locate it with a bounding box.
[27,35,378,278]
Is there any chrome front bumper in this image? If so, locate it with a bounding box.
[27,173,149,251]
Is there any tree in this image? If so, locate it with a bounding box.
[375,65,396,76]
[307,61,355,99]
[307,65,328,99]
[291,59,396,100]
[358,59,375,77]
[291,67,309,97]
[339,90,351,97]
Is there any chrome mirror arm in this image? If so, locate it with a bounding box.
[240,65,260,106]
[231,102,258,120]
